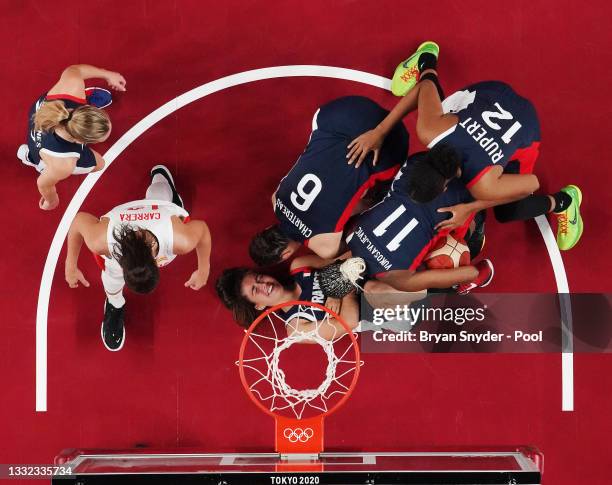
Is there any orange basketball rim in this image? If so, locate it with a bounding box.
[237,300,362,458]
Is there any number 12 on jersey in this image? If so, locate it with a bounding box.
[372,205,419,252]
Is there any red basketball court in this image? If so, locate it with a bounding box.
[1,1,611,484]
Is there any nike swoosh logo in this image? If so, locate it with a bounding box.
[569,207,578,225]
[402,54,417,68]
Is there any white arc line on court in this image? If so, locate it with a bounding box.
[35,65,573,412]
[535,215,573,411]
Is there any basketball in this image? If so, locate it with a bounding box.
[423,234,470,269]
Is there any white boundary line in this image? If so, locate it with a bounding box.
[35,65,573,412]
[535,215,574,411]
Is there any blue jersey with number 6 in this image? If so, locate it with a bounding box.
[429,81,541,187]
[347,154,473,276]
[274,96,408,243]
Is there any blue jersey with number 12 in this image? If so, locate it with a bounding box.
[429,81,541,187]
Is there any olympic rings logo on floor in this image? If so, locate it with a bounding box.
[283,427,314,443]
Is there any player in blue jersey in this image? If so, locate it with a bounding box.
[216,253,425,339]
[347,42,583,251]
[17,64,126,210]
[344,152,494,295]
[216,255,361,340]
[249,96,408,266]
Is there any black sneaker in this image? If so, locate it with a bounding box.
[150,164,184,208]
[101,299,125,351]
[466,210,486,260]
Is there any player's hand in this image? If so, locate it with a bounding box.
[435,204,473,231]
[347,127,385,168]
[65,266,90,288]
[185,267,209,290]
[106,71,127,91]
[39,195,59,211]
[324,297,342,314]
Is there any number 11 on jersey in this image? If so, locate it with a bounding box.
[373,205,419,252]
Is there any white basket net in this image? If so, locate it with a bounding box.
[239,304,362,420]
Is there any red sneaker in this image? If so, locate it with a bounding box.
[456,259,494,295]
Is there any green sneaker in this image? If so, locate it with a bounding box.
[556,185,583,251]
[391,41,440,96]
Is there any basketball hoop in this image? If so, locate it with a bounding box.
[237,301,362,458]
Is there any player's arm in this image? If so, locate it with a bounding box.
[347,78,456,166]
[287,292,360,342]
[380,266,477,293]
[305,232,345,260]
[435,195,525,231]
[435,164,541,230]
[36,155,77,210]
[289,250,352,270]
[363,279,427,309]
[289,255,351,314]
[346,96,416,167]
[65,212,107,288]
[469,166,539,201]
[90,148,106,172]
[48,64,127,97]
[173,219,212,290]
[290,255,337,271]
[271,190,277,209]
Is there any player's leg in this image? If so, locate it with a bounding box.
[494,155,583,250]
[494,192,563,222]
[414,75,450,145]
[146,165,184,207]
[100,259,126,351]
[382,68,444,141]
[494,188,582,249]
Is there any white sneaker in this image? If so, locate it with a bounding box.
[17,144,37,168]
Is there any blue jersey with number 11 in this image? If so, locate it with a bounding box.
[347,154,473,276]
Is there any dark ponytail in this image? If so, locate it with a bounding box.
[406,144,461,203]
[112,225,160,294]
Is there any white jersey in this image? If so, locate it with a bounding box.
[102,199,190,268]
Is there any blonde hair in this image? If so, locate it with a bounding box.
[33,100,111,144]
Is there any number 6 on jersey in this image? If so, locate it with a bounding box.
[290,173,323,211]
